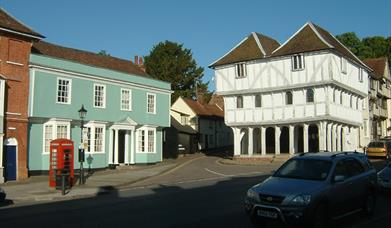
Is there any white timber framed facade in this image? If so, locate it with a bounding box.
[210,23,372,157]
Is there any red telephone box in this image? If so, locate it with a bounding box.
[49,139,75,188]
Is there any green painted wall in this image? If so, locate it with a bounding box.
[31,70,170,126]
[28,54,170,171]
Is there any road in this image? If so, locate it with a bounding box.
[1,155,390,228]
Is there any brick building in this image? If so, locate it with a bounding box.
[0,8,43,182]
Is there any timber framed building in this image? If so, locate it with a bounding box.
[210,22,371,157]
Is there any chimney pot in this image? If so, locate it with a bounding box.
[134,55,139,65]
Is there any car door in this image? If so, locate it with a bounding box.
[344,158,367,210]
[329,159,353,216]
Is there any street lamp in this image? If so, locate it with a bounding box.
[78,105,87,185]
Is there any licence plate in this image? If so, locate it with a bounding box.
[257,209,278,219]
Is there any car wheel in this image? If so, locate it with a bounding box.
[312,204,328,228]
[363,193,376,216]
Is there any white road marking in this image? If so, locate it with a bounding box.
[204,168,232,177]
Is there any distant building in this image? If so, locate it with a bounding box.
[363,57,391,142]
[0,8,44,182]
[210,22,371,157]
[167,97,232,154]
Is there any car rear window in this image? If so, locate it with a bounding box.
[368,142,385,148]
[273,159,332,181]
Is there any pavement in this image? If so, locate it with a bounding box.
[0,153,204,207]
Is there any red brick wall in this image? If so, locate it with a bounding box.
[0,31,33,180]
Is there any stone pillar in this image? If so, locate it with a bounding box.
[303,124,309,153]
[337,125,342,151]
[327,123,332,152]
[233,128,241,156]
[275,126,281,155]
[319,122,325,151]
[343,126,349,151]
[261,127,266,155]
[332,124,337,152]
[114,129,119,164]
[125,130,129,164]
[109,129,113,164]
[248,127,254,156]
[289,125,295,155]
[130,130,135,164]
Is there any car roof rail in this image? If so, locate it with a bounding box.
[330,151,360,158]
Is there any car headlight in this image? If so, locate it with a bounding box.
[290,194,311,205]
[247,189,260,202]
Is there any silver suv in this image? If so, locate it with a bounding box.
[244,152,377,227]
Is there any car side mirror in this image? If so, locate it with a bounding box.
[334,175,345,183]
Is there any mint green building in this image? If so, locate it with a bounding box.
[28,41,171,172]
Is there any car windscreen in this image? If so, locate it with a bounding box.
[368,142,385,148]
[273,159,332,181]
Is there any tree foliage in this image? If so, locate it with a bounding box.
[144,41,207,103]
[98,50,111,56]
[336,32,391,65]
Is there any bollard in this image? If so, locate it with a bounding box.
[61,174,66,195]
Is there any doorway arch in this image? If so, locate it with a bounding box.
[266,127,275,154]
[280,127,289,153]
[308,124,319,152]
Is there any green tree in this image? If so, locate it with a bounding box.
[336,32,362,56]
[98,50,111,56]
[144,41,206,103]
[336,33,391,65]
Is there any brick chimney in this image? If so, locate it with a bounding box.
[134,55,146,72]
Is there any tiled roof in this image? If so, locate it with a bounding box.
[183,98,224,118]
[32,41,149,77]
[208,94,224,111]
[272,22,367,68]
[363,57,388,80]
[0,7,44,38]
[209,32,280,67]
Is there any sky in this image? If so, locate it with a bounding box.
[1,0,390,91]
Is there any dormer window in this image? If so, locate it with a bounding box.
[341,57,347,74]
[291,54,304,71]
[236,63,247,78]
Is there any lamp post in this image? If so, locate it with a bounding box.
[78,105,87,185]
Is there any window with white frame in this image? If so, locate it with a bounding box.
[291,54,305,70]
[121,89,132,111]
[137,127,156,153]
[94,84,106,108]
[181,115,189,125]
[84,123,105,153]
[286,91,293,105]
[237,96,243,108]
[306,89,314,103]
[148,130,155,153]
[43,120,71,154]
[147,93,156,114]
[236,63,247,78]
[57,78,71,104]
[341,57,347,74]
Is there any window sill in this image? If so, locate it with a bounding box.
[93,106,106,109]
[136,151,157,154]
[86,152,105,155]
[6,61,24,66]
[291,68,305,72]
